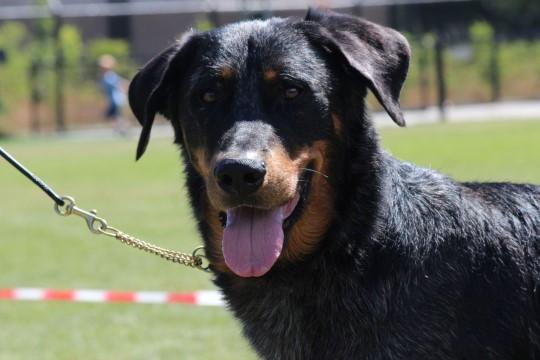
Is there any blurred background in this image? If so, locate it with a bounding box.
[0,1,539,359]
[0,0,539,133]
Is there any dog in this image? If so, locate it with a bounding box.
[128,8,540,359]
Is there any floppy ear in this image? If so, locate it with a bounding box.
[129,31,200,160]
[301,8,410,126]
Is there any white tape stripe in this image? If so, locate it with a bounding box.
[134,291,168,304]
[195,290,225,306]
[13,288,44,301]
[74,290,106,302]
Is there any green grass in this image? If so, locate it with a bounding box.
[381,119,540,183]
[1,119,540,359]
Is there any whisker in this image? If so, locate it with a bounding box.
[301,167,329,179]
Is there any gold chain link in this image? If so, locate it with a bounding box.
[54,196,210,272]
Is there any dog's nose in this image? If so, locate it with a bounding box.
[214,158,266,195]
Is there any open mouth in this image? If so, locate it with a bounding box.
[220,169,313,278]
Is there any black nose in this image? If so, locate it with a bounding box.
[214,158,266,195]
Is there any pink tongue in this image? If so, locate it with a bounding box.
[222,197,298,277]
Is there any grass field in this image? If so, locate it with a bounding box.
[1,119,540,359]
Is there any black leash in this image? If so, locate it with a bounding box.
[0,146,65,206]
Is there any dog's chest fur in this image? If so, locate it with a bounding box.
[216,265,460,359]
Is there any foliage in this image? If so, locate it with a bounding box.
[1,16,540,132]
[0,22,32,112]
[469,21,494,84]
[400,32,435,108]
[0,19,137,132]
[498,40,540,100]
[399,20,540,106]
[60,25,84,69]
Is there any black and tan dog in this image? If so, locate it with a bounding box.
[129,8,540,359]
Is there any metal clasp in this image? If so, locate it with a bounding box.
[192,246,211,272]
[54,196,108,234]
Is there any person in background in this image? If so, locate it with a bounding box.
[98,54,129,134]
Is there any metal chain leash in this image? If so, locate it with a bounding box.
[1,147,210,272]
[54,198,210,272]
[54,196,210,271]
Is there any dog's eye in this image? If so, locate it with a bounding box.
[284,86,302,100]
[201,90,217,103]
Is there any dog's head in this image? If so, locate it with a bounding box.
[129,8,410,277]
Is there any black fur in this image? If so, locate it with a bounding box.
[129,8,540,359]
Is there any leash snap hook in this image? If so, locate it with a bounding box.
[192,246,211,272]
[54,196,108,234]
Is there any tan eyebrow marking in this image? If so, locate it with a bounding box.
[332,113,344,138]
[219,66,234,79]
[263,69,278,81]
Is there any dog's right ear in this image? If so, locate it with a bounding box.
[129,31,200,160]
[301,8,410,127]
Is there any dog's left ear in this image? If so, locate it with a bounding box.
[129,31,200,160]
[301,8,410,126]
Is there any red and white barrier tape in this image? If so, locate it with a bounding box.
[0,288,224,306]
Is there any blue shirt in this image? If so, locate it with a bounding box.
[101,70,126,107]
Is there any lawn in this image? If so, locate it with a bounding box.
[1,119,540,359]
